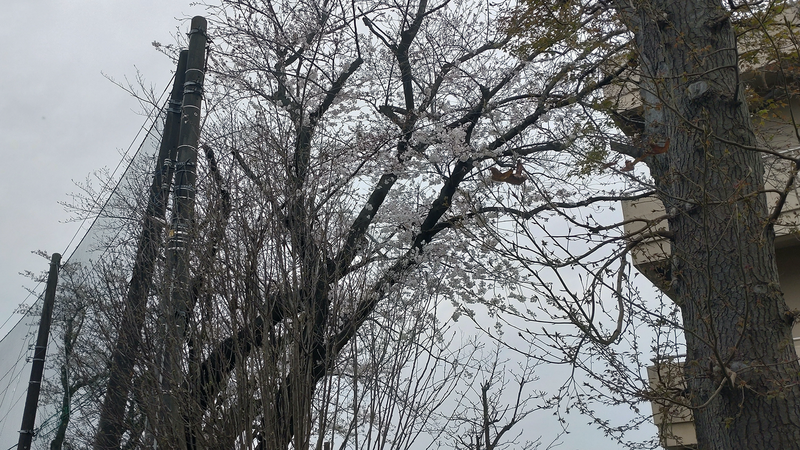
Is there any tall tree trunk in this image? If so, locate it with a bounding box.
[623,1,800,448]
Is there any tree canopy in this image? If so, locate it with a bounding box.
[27,0,800,449]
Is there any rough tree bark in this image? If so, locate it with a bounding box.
[621,1,800,448]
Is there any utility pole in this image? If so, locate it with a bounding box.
[161,16,208,450]
[94,49,191,450]
[17,253,61,450]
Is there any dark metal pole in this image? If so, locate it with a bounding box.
[18,253,61,450]
[161,16,207,449]
[93,50,189,450]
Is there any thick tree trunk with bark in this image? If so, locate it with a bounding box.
[624,1,800,448]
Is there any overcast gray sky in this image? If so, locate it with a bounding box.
[0,2,659,448]
[0,1,206,335]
